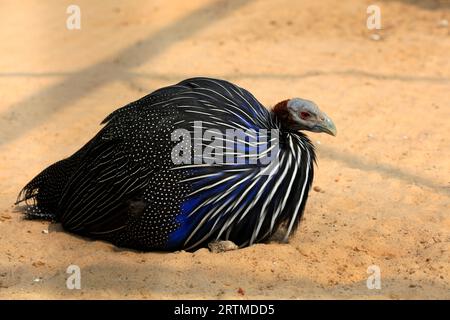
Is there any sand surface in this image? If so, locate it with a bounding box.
[0,0,449,299]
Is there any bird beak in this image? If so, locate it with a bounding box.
[316,112,337,136]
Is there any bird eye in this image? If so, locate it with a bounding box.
[300,112,310,120]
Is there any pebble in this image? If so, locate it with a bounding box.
[208,241,238,253]
[313,186,324,193]
[41,229,49,234]
[370,34,381,41]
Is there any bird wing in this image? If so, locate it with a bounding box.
[57,137,153,236]
[57,84,189,238]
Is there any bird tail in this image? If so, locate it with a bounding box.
[16,157,79,221]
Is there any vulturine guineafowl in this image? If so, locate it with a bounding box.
[17,77,336,251]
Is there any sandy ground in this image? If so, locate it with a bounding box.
[0,0,449,299]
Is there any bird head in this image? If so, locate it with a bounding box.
[273,98,337,136]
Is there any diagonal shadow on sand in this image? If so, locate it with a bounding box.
[0,0,252,148]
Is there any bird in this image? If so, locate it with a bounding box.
[16,77,336,251]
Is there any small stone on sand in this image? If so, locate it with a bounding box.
[208,240,238,253]
[370,34,381,41]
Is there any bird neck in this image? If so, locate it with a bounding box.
[272,99,293,129]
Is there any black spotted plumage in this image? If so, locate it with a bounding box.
[17,77,316,251]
